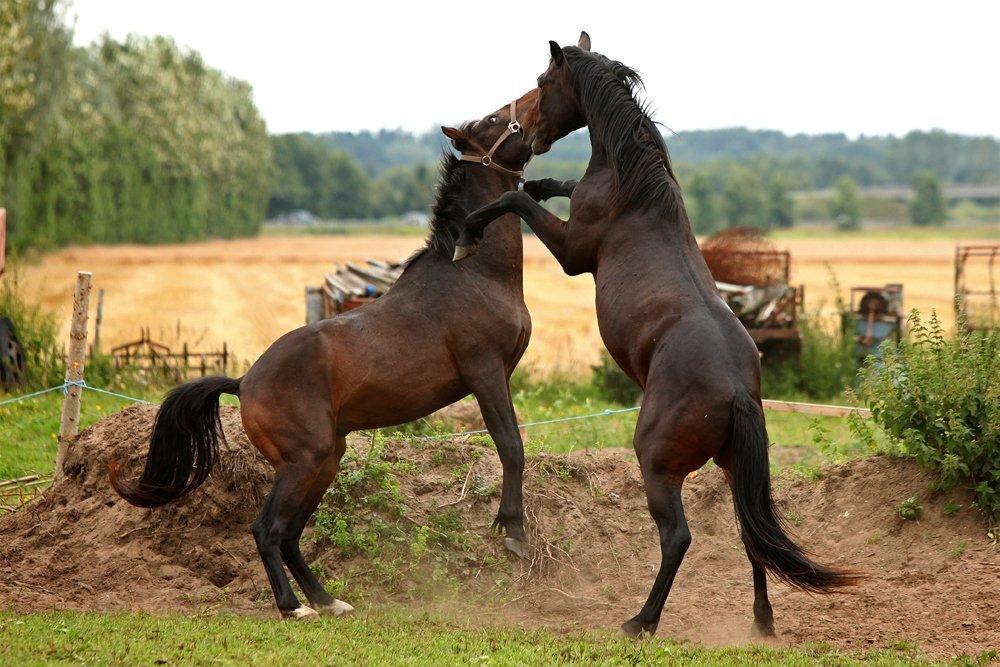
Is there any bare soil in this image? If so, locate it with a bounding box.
[1,406,997,659]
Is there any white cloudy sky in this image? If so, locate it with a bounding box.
[71,0,999,137]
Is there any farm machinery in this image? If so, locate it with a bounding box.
[701,228,804,360]
[841,284,904,362]
[0,208,27,391]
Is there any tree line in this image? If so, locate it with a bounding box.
[1,1,271,252]
[3,2,995,252]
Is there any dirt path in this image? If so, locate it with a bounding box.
[1,406,997,659]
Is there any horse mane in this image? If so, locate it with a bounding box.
[405,153,469,265]
[563,46,679,212]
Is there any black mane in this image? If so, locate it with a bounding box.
[563,46,679,211]
[406,153,468,264]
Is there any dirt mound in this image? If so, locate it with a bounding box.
[2,407,997,659]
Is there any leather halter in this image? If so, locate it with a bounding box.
[459,99,527,180]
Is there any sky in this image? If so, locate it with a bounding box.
[71,0,1000,138]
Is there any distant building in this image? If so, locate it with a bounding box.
[271,210,319,226]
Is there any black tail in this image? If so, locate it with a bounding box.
[728,391,862,592]
[110,375,241,508]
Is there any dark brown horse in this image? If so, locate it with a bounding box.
[111,90,539,619]
[455,33,859,638]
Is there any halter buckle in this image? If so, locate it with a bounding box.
[481,155,492,166]
[508,120,521,133]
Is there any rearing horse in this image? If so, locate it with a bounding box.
[111,91,539,619]
[455,33,859,638]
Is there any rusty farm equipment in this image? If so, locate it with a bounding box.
[111,328,229,381]
[955,244,999,331]
[701,228,804,360]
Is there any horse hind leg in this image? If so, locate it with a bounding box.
[252,464,318,619]
[621,477,691,638]
[279,436,354,617]
[720,468,775,637]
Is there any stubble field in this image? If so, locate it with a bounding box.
[15,229,998,374]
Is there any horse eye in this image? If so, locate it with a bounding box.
[488,115,498,124]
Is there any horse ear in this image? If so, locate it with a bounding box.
[549,41,564,66]
[441,126,466,141]
[578,31,591,51]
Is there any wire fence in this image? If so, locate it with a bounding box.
[0,381,152,408]
[1,381,869,441]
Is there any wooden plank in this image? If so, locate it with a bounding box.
[762,399,871,419]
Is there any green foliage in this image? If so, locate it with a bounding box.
[685,172,719,234]
[590,350,641,406]
[858,310,1000,523]
[313,440,407,557]
[897,495,922,521]
[722,166,768,229]
[909,171,947,226]
[829,176,861,230]
[765,175,794,228]
[2,7,271,251]
[761,310,858,401]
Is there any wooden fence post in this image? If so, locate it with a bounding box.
[56,271,93,480]
[93,288,105,354]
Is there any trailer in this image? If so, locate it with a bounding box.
[306,260,404,324]
[701,230,804,361]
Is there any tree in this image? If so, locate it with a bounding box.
[829,176,861,230]
[685,173,719,234]
[766,175,794,228]
[722,167,767,229]
[909,170,947,226]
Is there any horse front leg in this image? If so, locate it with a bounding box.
[456,190,574,272]
[467,376,528,558]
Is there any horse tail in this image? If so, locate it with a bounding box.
[110,375,241,508]
[728,390,862,592]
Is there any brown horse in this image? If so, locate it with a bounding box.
[455,33,859,638]
[111,90,539,619]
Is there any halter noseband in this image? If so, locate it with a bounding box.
[459,99,526,180]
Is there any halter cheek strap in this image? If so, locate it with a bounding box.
[460,99,526,180]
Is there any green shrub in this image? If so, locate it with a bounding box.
[857,310,999,523]
[761,310,857,400]
[590,350,641,406]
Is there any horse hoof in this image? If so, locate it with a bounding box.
[318,599,355,617]
[453,244,478,262]
[620,618,654,639]
[751,622,777,638]
[282,605,320,621]
[504,537,530,559]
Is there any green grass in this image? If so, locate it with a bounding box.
[0,610,946,666]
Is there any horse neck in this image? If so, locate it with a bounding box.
[586,133,712,286]
[463,169,524,282]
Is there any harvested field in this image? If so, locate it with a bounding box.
[1,407,997,659]
[15,232,997,374]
